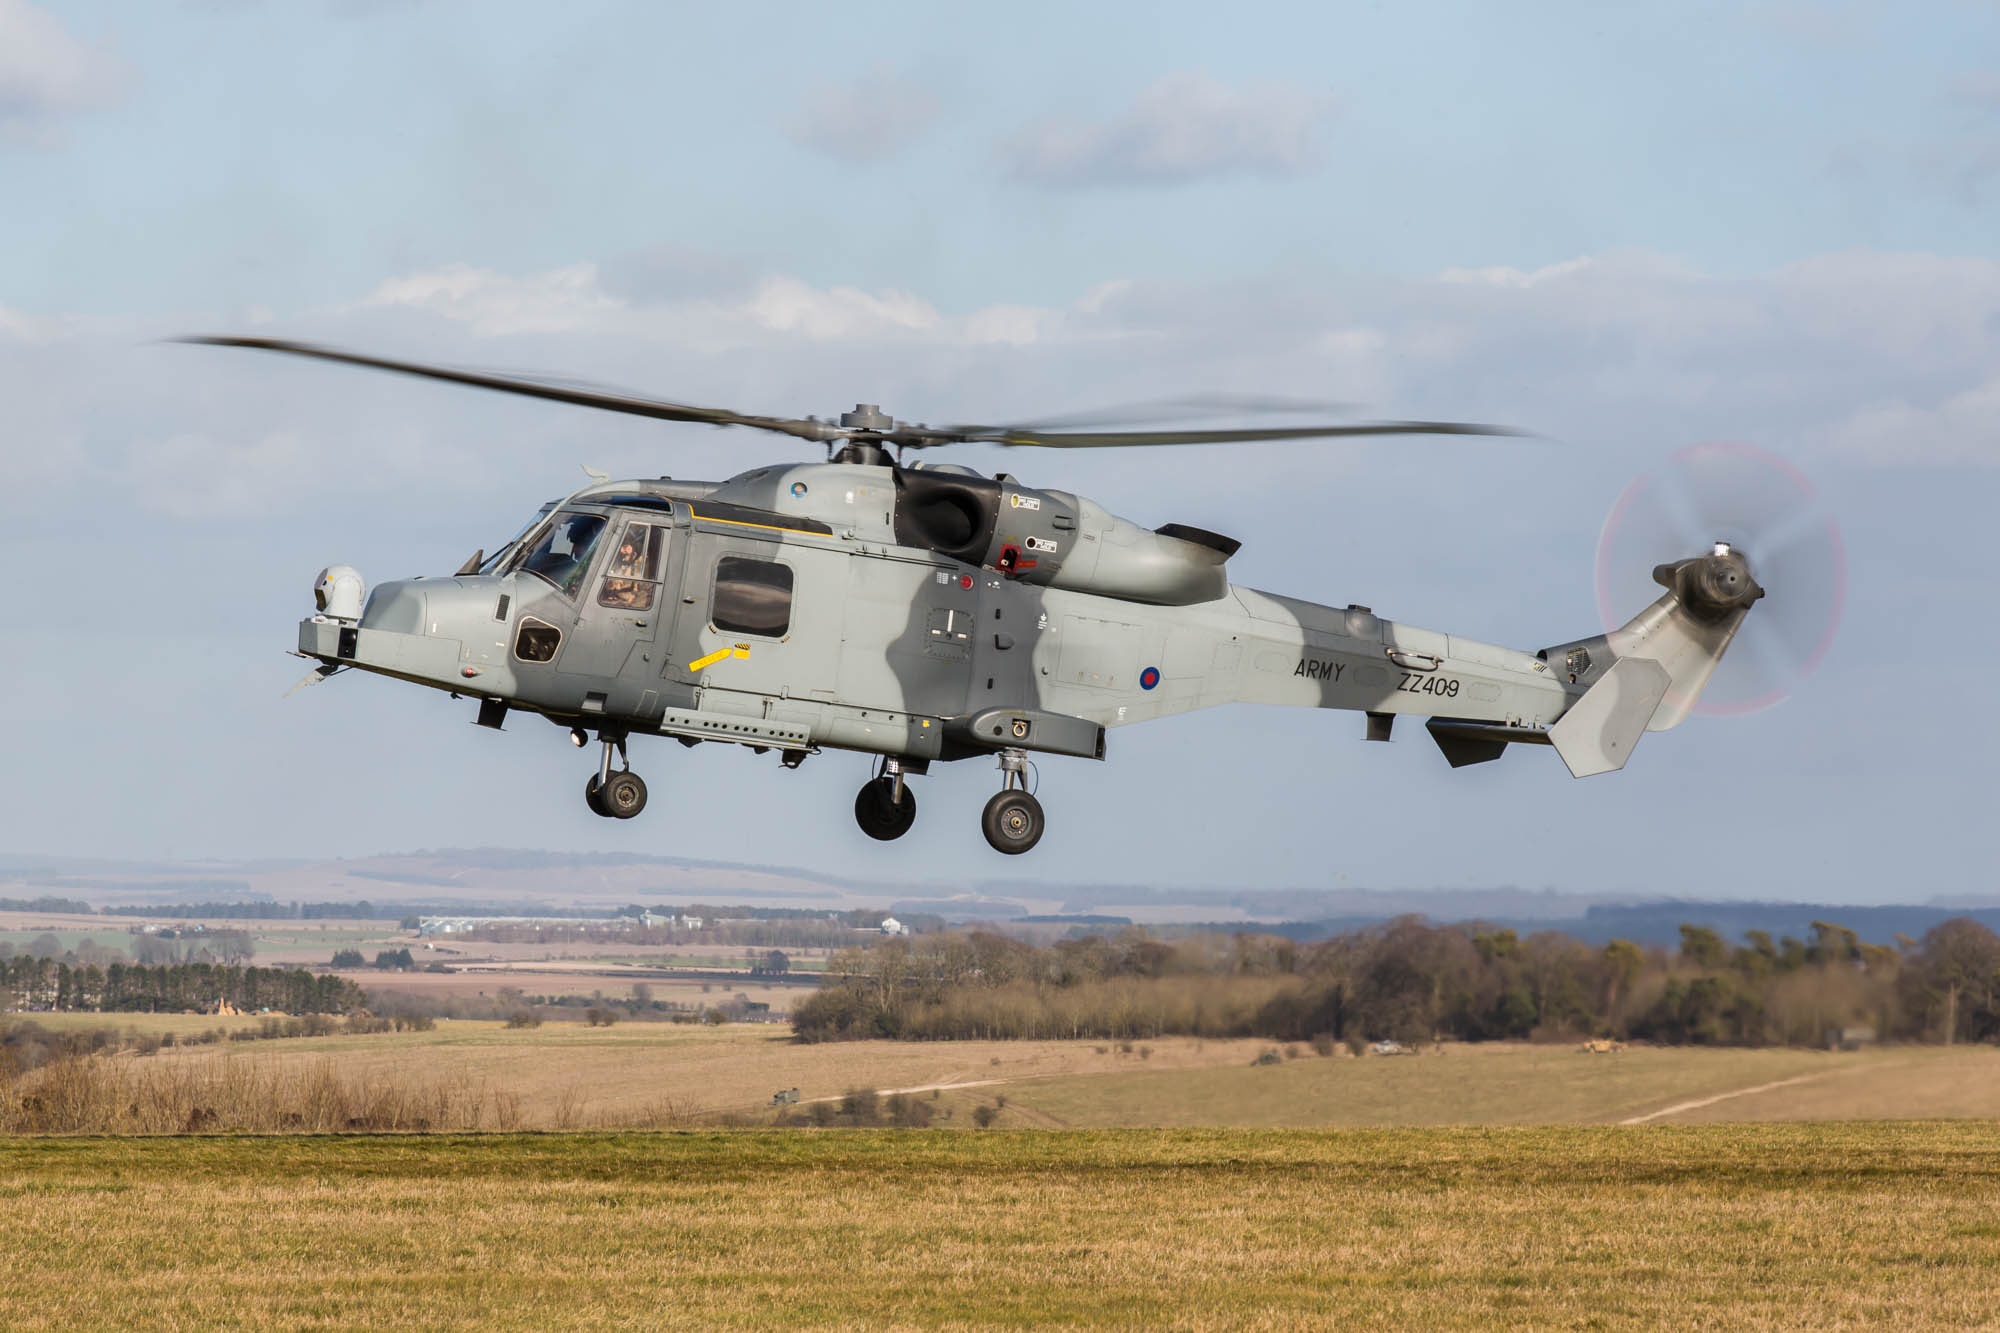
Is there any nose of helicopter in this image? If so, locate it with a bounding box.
[302,571,519,693]
[358,577,425,634]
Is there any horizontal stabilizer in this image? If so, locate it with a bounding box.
[1549,657,1672,778]
[1426,718,1554,768]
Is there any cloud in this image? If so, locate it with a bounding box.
[0,0,130,146]
[783,70,941,163]
[14,243,2000,535]
[358,263,627,337]
[359,262,1055,347]
[1826,375,2000,465]
[1001,73,1335,188]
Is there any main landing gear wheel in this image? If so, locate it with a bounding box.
[598,770,648,819]
[981,790,1044,855]
[584,774,611,817]
[855,776,918,841]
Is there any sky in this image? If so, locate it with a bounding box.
[2,0,1996,902]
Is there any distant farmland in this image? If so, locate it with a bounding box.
[7,1021,2000,1131]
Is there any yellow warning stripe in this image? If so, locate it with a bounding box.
[688,643,751,672]
[688,509,810,536]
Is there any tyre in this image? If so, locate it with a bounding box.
[854,775,917,841]
[600,770,648,819]
[980,789,1044,855]
[584,774,612,817]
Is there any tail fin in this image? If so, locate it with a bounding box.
[1543,547,1762,777]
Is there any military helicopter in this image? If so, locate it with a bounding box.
[190,336,1798,856]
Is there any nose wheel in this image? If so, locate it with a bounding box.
[855,760,918,841]
[584,733,647,820]
[980,749,1044,855]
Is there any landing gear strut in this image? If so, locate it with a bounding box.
[854,758,918,841]
[980,748,1044,855]
[584,732,647,820]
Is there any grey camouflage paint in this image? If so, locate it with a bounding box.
[301,461,1741,788]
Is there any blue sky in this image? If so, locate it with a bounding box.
[3,0,1996,901]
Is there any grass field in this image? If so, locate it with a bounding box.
[12,1022,2000,1131]
[993,1041,2000,1127]
[3,1125,1997,1329]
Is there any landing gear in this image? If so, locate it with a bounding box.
[598,770,647,819]
[855,759,918,841]
[980,749,1044,855]
[583,732,647,820]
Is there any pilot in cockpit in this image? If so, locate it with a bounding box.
[600,528,650,608]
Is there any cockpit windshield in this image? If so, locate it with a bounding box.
[515,511,607,597]
[480,502,557,575]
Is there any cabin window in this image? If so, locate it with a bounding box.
[711,556,793,637]
[514,617,562,663]
[517,512,606,598]
[598,522,664,611]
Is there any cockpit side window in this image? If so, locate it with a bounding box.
[598,522,665,611]
[517,512,607,598]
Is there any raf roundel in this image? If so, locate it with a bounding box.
[1139,667,1161,691]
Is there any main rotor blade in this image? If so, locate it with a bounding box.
[1005,394,1358,431]
[923,420,1526,449]
[175,336,835,443]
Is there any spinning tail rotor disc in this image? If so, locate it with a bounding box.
[1594,442,1845,716]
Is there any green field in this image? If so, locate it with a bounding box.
[3,1125,1996,1329]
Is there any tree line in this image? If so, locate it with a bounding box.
[1,957,364,1015]
[0,897,93,915]
[792,916,2000,1047]
[102,901,387,919]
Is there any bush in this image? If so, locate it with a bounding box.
[331,950,365,969]
[504,1010,541,1029]
[1311,1033,1337,1057]
[884,1093,932,1128]
[1253,1048,1284,1066]
[971,1104,998,1129]
[585,1008,617,1027]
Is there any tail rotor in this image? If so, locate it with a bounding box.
[1594,443,1845,717]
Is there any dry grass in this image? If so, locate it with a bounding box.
[2,1125,1998,1329]
[995,1041,2000,1127]
[25,1022,1264,1127]
[16,1024,1998,1134]
[17,1012,267,1037]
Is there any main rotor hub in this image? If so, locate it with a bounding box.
[840,403,894,432]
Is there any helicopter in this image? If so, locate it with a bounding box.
[191,335,1784,856]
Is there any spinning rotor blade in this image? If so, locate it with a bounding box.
[1000,394,1358,431]
[179,335,1524,454]
[1595,442,1845,716]
[175,336,837,443]
[921,419,1525,449]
